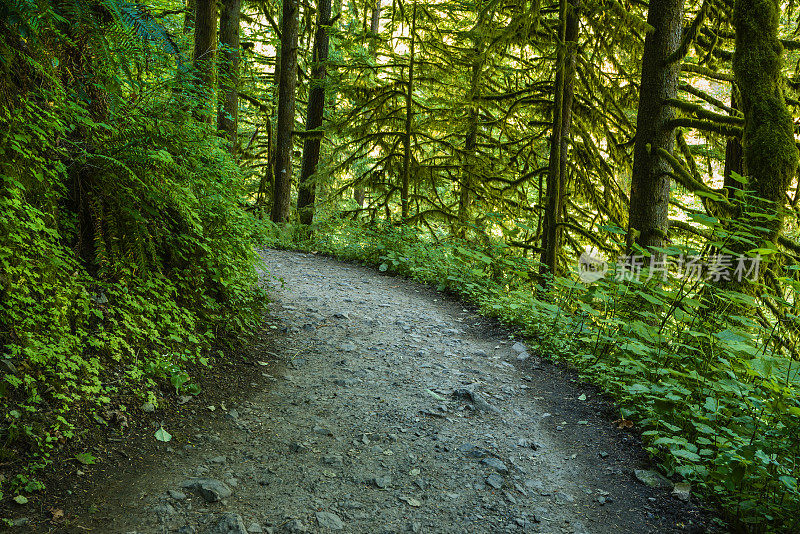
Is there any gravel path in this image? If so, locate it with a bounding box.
[77,249,710,533]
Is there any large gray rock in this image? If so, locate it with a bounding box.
[452,388,501,413]
[315,511,344,530]
[481,457,509,475]
[181,478,233,502]
[282,519,307,533]
[486,473,504,489]
[633,469,671,488]
[203,513,247,534]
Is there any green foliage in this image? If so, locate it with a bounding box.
[0,0,266,502]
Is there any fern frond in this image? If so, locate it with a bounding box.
[117,2,182,59]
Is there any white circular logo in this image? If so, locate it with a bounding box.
[578,247,608,283]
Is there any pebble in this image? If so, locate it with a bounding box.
[205,513,247,534]
[634,469,672,488]
[168,489,187,501]
[481,457,509,474]
[315,511,344,530]
[373,475,392,488]
[289,442,309,453]
[457,443,490,459]
[323,454,344,466]
[180,478,232,502]
[283,519,307,533]
[486,474,504,489]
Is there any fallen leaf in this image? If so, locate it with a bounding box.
[50,508,64,521]
[578,394,587,401]
[426,389,447,401]
[14,495,28,505]
[613,418,634,429]
[155,426,172,442]
[75,452,96,465]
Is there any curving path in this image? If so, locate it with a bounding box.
[68,249,712,534]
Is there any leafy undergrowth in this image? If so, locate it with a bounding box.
[0,4,267,512]
[258,218,800,533]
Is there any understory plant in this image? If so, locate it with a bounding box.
[0,1,266,505]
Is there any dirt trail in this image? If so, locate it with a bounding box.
[48,250,712,533]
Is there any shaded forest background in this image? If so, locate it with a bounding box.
[2,0,800,531]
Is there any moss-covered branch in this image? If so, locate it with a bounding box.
[654,146,728,201]
[681,63,734,82]
[667,117,742,137]
[665,98,744,125]
[679,82,738,115]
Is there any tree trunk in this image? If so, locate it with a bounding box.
[723,90,743,192]
[183,0,197,34]
[540,0,579,274]
[457,3,495,238]
[627,0,683,251]
[352,0,381,208]
[297,0,332,225]
[271,0,300,223]
[217,0,241,150]
[192,0,217,121]
[370,0,381,35]
[733,0,797,244]
[400,1,416,221]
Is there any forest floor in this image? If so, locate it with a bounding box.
[9,249,719,534]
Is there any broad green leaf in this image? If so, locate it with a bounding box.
[155,426,172,442]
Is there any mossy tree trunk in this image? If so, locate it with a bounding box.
[271,0,300,223]
[183,0,197,34]
[192,0,217,122]
[297,0,332,225]
[217,0,241,151]
[353,0,381,209]
[733,0,798,245]
[723,89,743,192]
[457,1,494,239]
[540,0,580,274]
[627,0,683,251]
[400,1,417,222]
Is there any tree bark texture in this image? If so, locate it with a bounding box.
[723,90,743,191]
[271,0,300,223]
[353,0,382,208]
[733,0,798,243]
[401,1,416,221]
[540,0,579,274]
[298,0,332,225]
[627,0,683,251]
[457,2,491,238]
[183,0,197,34]
[192,0,217,121]
[217,0,241,150]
